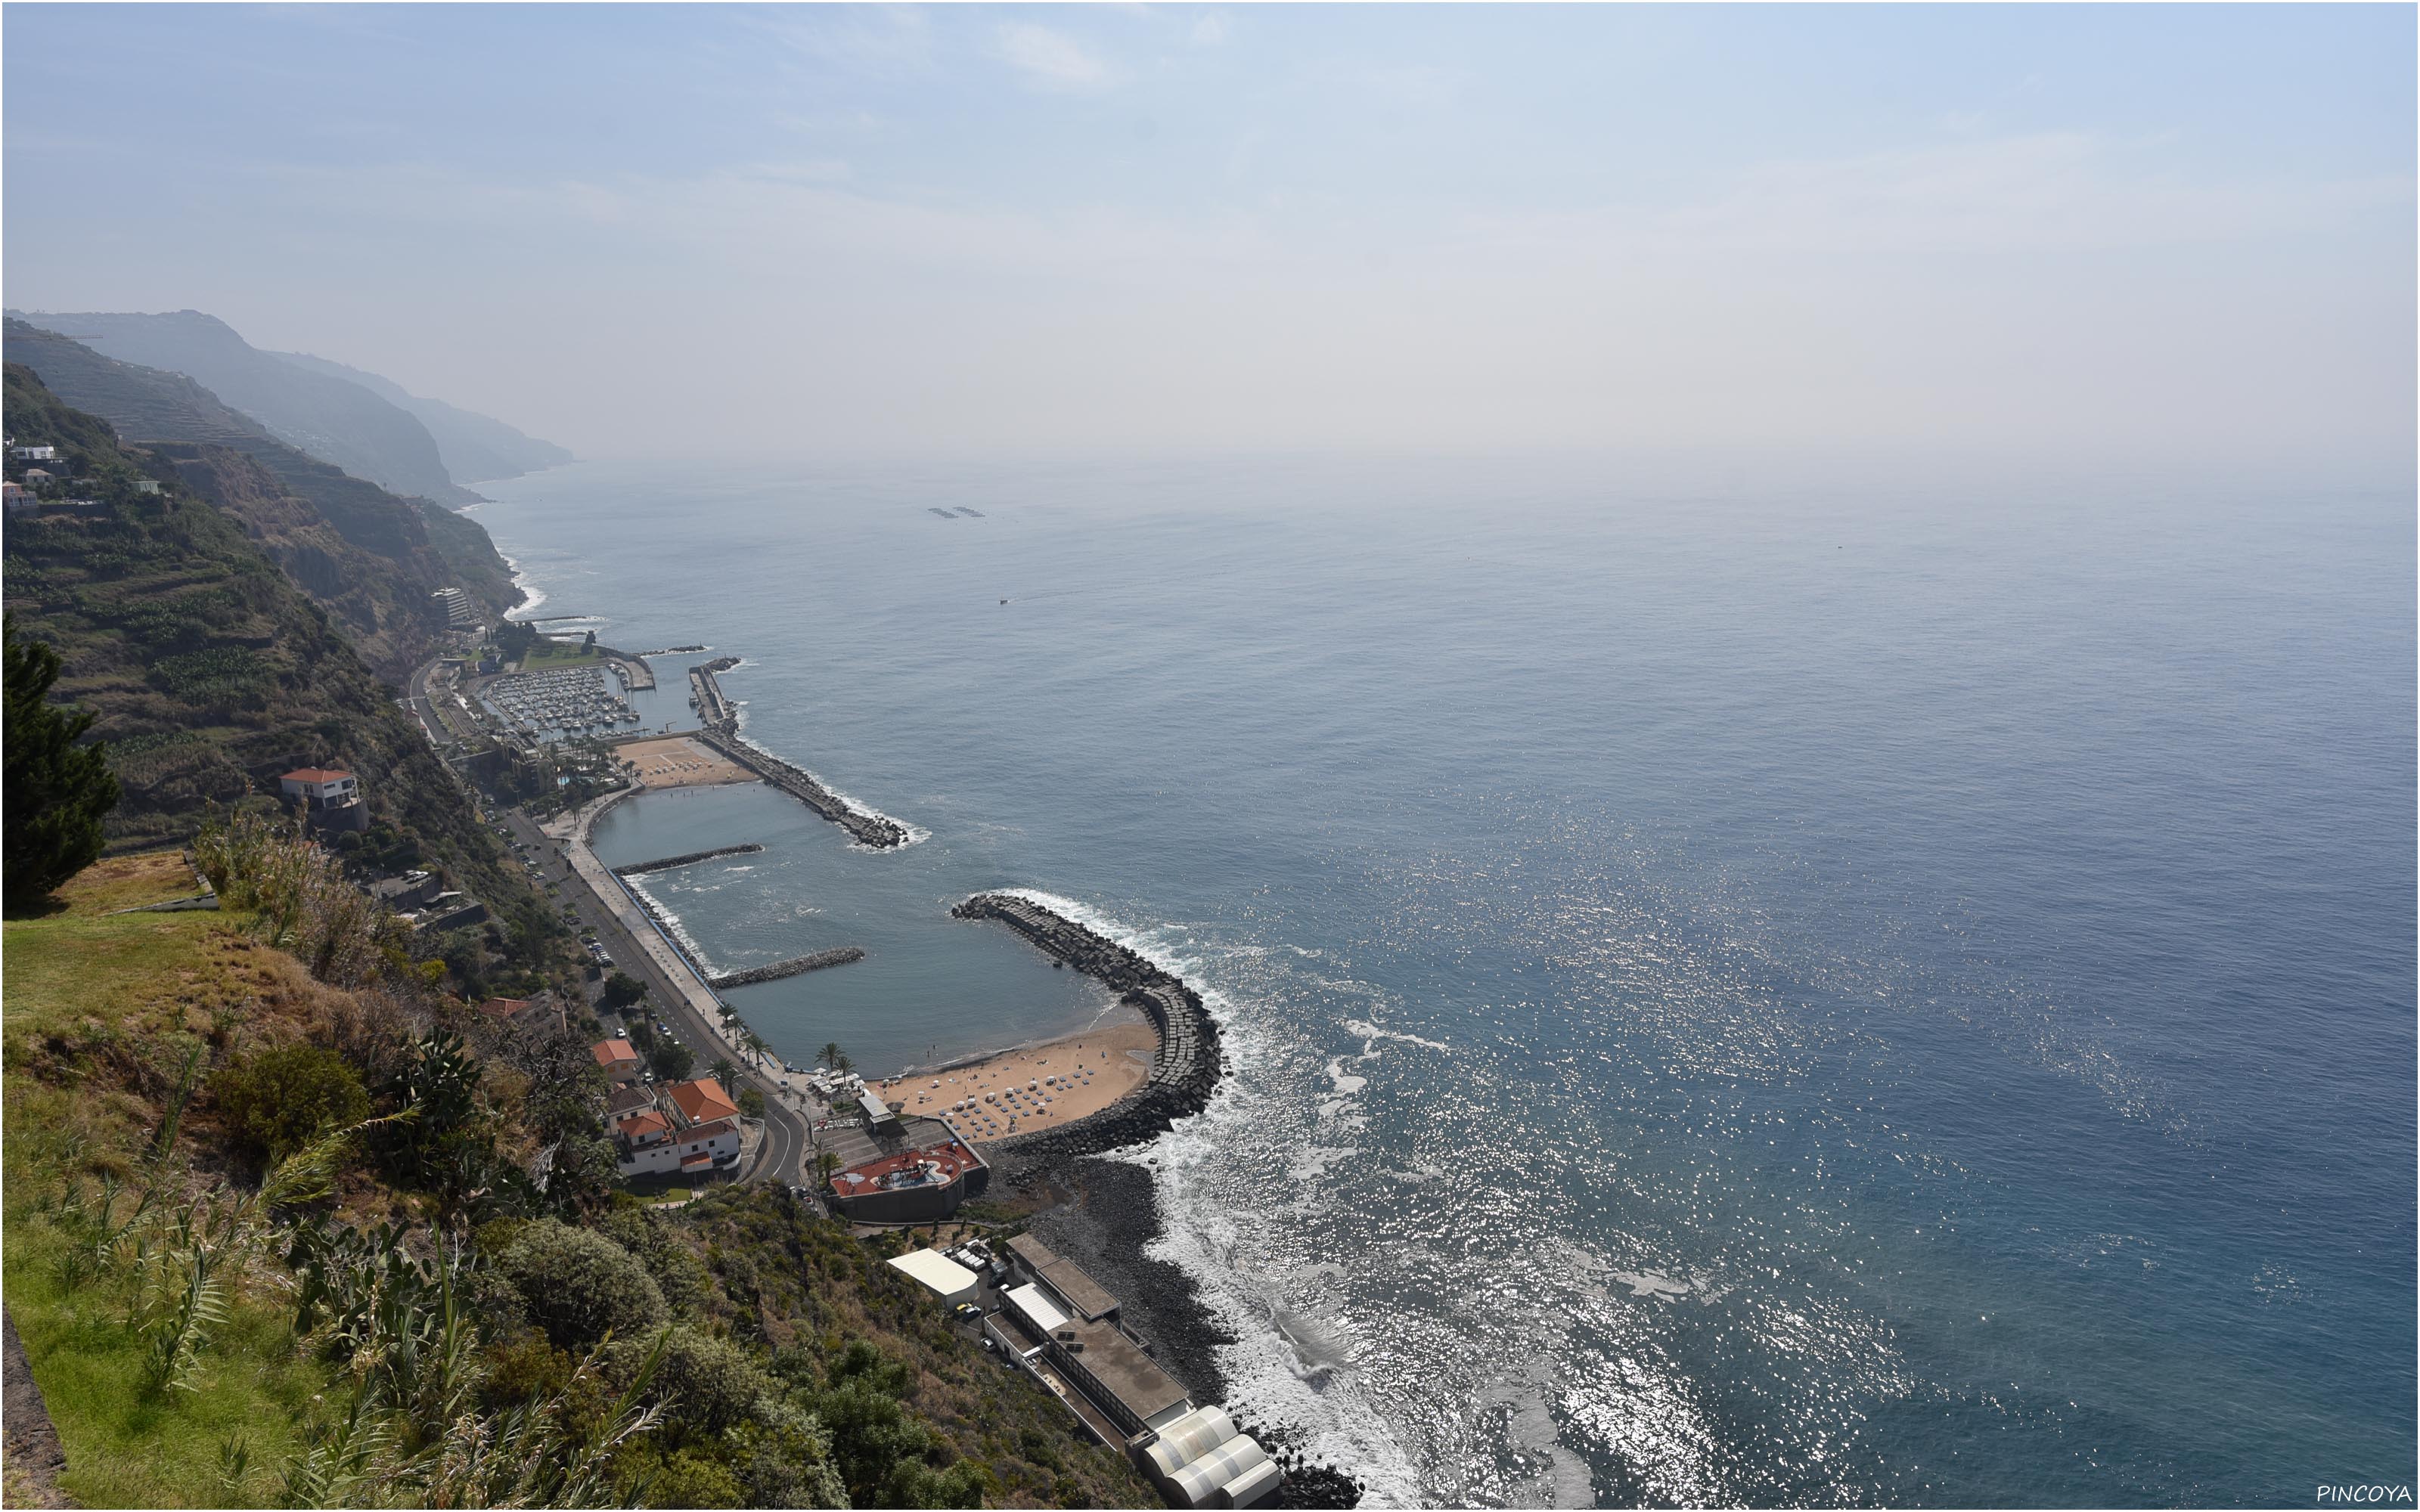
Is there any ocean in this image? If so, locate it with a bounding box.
[473,456,2415,1507]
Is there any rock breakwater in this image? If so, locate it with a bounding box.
[613,842,765,876]
[708,947,866,990]
[701,731,910,849]
[951,893,1223,1170]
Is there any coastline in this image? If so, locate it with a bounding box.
[944,891,1248,1430]
[513,587,1255,1468]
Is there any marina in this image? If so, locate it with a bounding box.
[479,664,641,741]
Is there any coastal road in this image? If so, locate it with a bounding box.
[497,804,808,1189]
[402,653,810,1191]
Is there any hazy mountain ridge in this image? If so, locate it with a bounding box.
[276,349,572,484]
[9,308,476,504]
[5,318,523,674]
[0,364,535,905]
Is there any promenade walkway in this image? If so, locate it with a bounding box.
[544,790,808,1186]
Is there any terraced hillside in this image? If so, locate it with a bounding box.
[0,365,542,921]
[6,320,520,674]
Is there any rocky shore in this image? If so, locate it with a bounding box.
[1016,1157,1237,1407]
[951,893,1223,1163]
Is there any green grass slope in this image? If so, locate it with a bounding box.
[2,853,1162,1509]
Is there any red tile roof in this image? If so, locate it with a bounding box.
[591,1039,641,1068]
[282,767,355,783]
[618,1109,670,1141]
[666,1078,740,1127]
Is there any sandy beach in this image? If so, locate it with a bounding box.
[618,735,759,789]
[877,1020,1159,1145]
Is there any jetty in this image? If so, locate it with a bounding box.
[613,841,764,877]
[707,946,865,990]
[951,894,1223,1167]
[700,730,910,849]
[690,656,740,728]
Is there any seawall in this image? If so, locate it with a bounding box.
[700,730,910,849]
[951,893,1224,1172]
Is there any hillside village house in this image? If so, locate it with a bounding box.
[279,767,358,806]
[20,468,54,490]
[613,1076,744,1179]
[591,1036,643,1085]
[280,766,368,834]
[3,482,29,516]
[476,994,559,1032]
[11,444,57,462]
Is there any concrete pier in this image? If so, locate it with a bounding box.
[689,656,741,728]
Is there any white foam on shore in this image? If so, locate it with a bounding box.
[620,874,726,980]
[987,887,1421,1502]
[1124,1116,1424,1507]
[727,730,930,850]
[500,551,547,619]
[990,888,1235,1024]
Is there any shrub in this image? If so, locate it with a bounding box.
[3,614,118,907]
[210,1043,371,1165]
[600,971,646,1009]
[495,1219,666,1349]
[605,1325,774,1436]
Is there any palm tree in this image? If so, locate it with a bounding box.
[814,1151,841,1190]
[711,1058,737,1094]
[816,1042,845,1074]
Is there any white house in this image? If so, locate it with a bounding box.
[11,445,57,463]
[616,1114,740,1178]
[591,1037,644,1086]
[279,767,359,807]
[21,469,55,490]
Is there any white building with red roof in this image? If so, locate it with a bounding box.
[591,1037,643,1084]
[610,1077,747,1179]
[279,767,358,805]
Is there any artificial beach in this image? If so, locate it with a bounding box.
[506,637,1333,1504]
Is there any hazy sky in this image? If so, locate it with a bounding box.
[5,4,2413,470]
